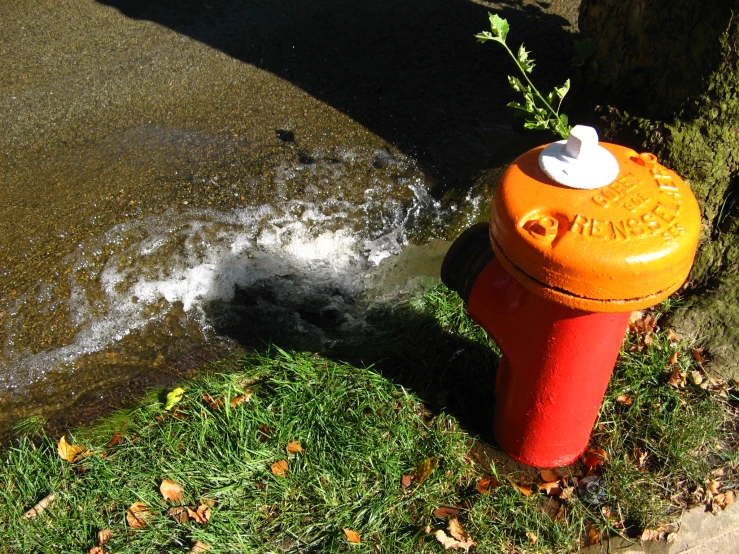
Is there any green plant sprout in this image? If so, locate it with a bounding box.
[475,13,572,139]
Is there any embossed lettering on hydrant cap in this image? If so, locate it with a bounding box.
[539,125,620,190]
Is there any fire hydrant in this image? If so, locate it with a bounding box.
[441,126,701,468]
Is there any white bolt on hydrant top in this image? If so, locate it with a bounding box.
[538,125,620,189]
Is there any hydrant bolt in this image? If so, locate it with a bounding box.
[528,216,558,240]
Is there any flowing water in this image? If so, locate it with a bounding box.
[0,130,449,435]
[0,0,578,437]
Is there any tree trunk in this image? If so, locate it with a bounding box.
[579,0,739,378]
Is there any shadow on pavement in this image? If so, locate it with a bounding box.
[96,0,576,193]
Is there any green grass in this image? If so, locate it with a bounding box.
[0,286,736,553]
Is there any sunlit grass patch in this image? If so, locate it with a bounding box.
[1,286,736,553]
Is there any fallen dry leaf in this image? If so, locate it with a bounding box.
[271,459,288,477]
[58,436,87,463]
[186,504,212,524]
[689,370,704,385]
[633,447,648,470]
[587,528,601,545]
[258,424,271,442]
[229,391,253,407]
[538,481,562,496]
[581,448,609,469]
[189,541,211,553]
[89,547,104,554]
[558,486,575,501]
[706,479,721,496]
[526,531,538,544]
[712,491,735,511]
[401,474,413,489]
[433,506,461,518]
[202,394,224,410]
[641,528,667,542]
[97,529,111,545]
[616,394,633,406]
[168,506,190,523]
[343,528,361,544]
[507,478,533,497]
[434,517,476,552]
[160,479,184,503]
[413,457,439,487]
[540,469,559,482]
[692,348,708,363]
[554,502,566,522]
[668,351,679,365]
[106,432,125,448]
[286,440,303,454]
[126,501,153,529]
[476,475,502,494]
[668,368,687,388]
[667,329,681,343]
[22,492,56,520]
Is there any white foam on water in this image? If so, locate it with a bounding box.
[0,148,441,395]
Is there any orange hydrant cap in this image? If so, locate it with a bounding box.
[489,137,702,312]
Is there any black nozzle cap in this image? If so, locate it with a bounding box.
[440,222,495,303]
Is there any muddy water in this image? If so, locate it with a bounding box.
[0,0,578,436]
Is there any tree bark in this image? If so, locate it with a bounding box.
[579,0,739,378]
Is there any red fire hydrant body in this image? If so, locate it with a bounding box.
[442,127,701,468]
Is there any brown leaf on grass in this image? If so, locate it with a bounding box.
[342,528,361,543]
[258,424,271,442]
[413,457,439,487]
[668,351,679,365]
[126,501,153,529]
[539,469,559,482]
[587,528,601,545]
[554,502,566,522]
[401,474,413,489]
[434,517,476,552]
[160,479,184,503]
[558,486,575,501]
[433,506,461,518]
[271,459,288,477]
[633,447,648,470]
[202,394,224,410]
[667,329,681,343]
[229,391,253,407]
[189,541,211,553]
[168,506,190,523]
[507,478,533,497]
[22,493,56,520]
[538,481,562,496]
[476,475,502,494]
[616,394,633,406]
[186,504,212,524]
[286,440,303,454]
[97,529,111,545]
[106,432,125,448]
[692,348,708,363]
[668,368,687,388]
[89,547,104,554]
[58,436,87,463]
[526,531,538,544]
[582,448,609,469]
